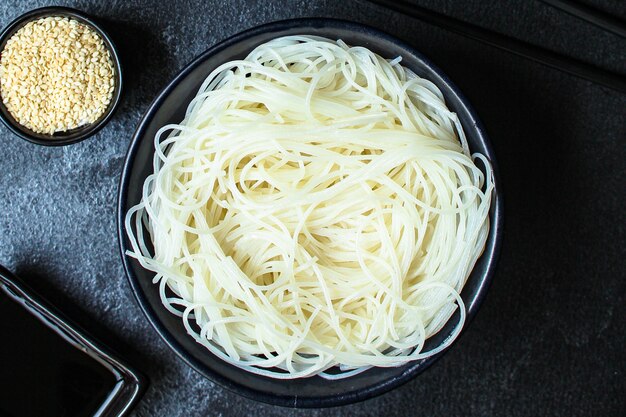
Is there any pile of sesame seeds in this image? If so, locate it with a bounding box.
[0,16,115,135]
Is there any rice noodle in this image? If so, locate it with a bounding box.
[125,36,493,379]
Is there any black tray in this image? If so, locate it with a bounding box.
[0,265,147,417]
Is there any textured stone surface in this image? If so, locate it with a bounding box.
[0,1,624,416]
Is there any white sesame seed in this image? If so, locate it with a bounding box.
[0,16,115,134]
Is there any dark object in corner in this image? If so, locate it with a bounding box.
[367,0,626,94]
[0,265,147,417]
[540,0,626,39]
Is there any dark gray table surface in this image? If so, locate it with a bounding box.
[1,1,624,416]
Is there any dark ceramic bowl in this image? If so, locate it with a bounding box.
[118,18,503,408]
[0,6,122,146]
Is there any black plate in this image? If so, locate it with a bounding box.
[118,18,503,408]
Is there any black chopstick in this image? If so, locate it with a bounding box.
[366,0,626,94]
[540,0,626,39]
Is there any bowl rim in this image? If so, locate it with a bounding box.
[0,6,123,146]
[117,17,504,408]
